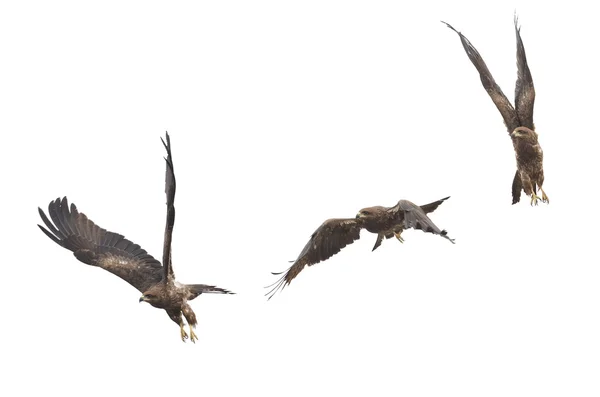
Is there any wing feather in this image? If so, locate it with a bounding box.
[391,199,455,244]
[443,21,520,133]
[419,196,450,214]
[38,197,163,293]
[266,218,363,299]
[514,15,535,130]
[161,132,176,282]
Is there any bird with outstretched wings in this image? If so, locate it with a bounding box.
[266,197,454,299]
[38,133,233,343]
[443,16,548,206]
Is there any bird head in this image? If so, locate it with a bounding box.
[356,206,382,219]
[511,126,538,142]
[139,287,161,304]
[139,293,156,304]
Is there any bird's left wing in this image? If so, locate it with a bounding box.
[266,218,363,299]
[161,132,176,282]
[514,15,535,130]
[390,200,455,244]
[442,21,521,133]
[38,197,164,293]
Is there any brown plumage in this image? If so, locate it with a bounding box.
[37,133,233,343]
[443,16,548,205]
[266,197,454,299]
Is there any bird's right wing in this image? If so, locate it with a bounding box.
[391,200,455,244]
[419,196,450,214]
[266,218,363,299]
[443,21,520,133]
[514,15,535,130]
[38,197,163,293]
[161,132,176,282]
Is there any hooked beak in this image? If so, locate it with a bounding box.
[355,213,361,219]
[139,296,145,303]
[511,129,524,138]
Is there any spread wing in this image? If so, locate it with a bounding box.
[514,15,535,130]
[419,196,450,214]
[38,197,163,293]
[161,132,176,282]
[390,199,455,244]
[442,21,520,133]
[266,218,363,299]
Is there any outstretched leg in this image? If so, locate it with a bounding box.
[188,325,198,343]
[167,309,189,342]
[521,174,540,206]
[539,186,549,204]
[182,303,198,343]
[180,321,189,341]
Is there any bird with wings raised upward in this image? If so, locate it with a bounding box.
[266,197,454,299]
[38,133,233,343]
[443,16,548,206]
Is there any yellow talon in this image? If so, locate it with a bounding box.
[189,326,198,343]
[540,188,549,204]
[180,322,189,342]
[530,192,540,206]
[394,231,404,243]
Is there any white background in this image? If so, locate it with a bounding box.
[2,1,599,396]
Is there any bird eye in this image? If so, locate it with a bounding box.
[362,211,369,215]
[146,294,154,298]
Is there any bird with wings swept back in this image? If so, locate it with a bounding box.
[38,133,233,343]
[443,16,548,206]
[266,197,454,299]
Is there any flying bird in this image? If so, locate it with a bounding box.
[266,197,454,299]
[38,133,233,343]
[443,17,548,206]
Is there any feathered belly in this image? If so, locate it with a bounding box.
[515,143,543,173]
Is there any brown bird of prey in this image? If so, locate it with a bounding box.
[443,17,548,206]
[266,197,454,299]
[38,133,233,343]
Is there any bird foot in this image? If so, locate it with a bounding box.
[394,232,404,243]
[180,323,189,342]
[189,326,198,343]
[530,193,541,206]
[540,188,549,204]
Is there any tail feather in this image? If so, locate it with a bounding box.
[186,284,234,300]
[512,170,522,204]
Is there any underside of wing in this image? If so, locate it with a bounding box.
[392,200,455,243]
[38,197,163,293]
[514,16,535,130]
[266,218,363,299]
[443,21,520,133]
